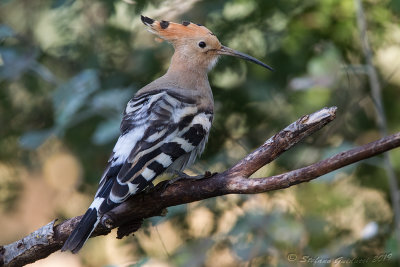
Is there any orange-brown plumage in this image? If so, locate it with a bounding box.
[141,15,215,42]
[140,15,273,72]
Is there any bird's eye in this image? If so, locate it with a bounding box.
[198,41,206,48]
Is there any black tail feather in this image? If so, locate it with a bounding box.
[62,178,117,253]
[61,207,99,253]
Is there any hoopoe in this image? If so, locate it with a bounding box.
[62,15,273,253]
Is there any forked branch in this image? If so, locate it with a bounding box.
[2,107,400,267]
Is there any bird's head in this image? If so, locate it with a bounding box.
[141,15,273,72]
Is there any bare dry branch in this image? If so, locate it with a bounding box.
[2,107,400,267]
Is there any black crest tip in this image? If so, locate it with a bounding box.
[182,21,190,26]
[160,20,170,29]
[141,15,154,26]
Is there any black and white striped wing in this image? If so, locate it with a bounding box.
[62,89,213,253]
[97,89,213,214]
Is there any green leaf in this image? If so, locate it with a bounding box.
[89,88,133,112]
[131,257,149,267]
[0,48,37,80]
[0,24,14,39]
[19,129,54,149]
[51,0,75,9]
[92,118,121,145]
[52,69,99,128]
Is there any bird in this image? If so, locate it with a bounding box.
[61,15,273,253]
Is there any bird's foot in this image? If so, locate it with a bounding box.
[157,171,218,192]
[169,170,217,184]
[144,182,155,193]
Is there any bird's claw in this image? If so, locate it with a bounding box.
[157,171,218,192]
[169,170,217,184]
[144,182,155,193]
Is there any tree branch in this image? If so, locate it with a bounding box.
[2,107,400,267]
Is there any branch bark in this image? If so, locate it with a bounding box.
[2,107,400,266]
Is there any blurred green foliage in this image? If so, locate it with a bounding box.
[1,0,400,266]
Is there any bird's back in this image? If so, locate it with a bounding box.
[62,78,214,253]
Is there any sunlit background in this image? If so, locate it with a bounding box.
[1,0,400,266]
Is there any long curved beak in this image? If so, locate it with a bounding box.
[218,45,274,71]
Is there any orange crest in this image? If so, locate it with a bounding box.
[141,15,215,42]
